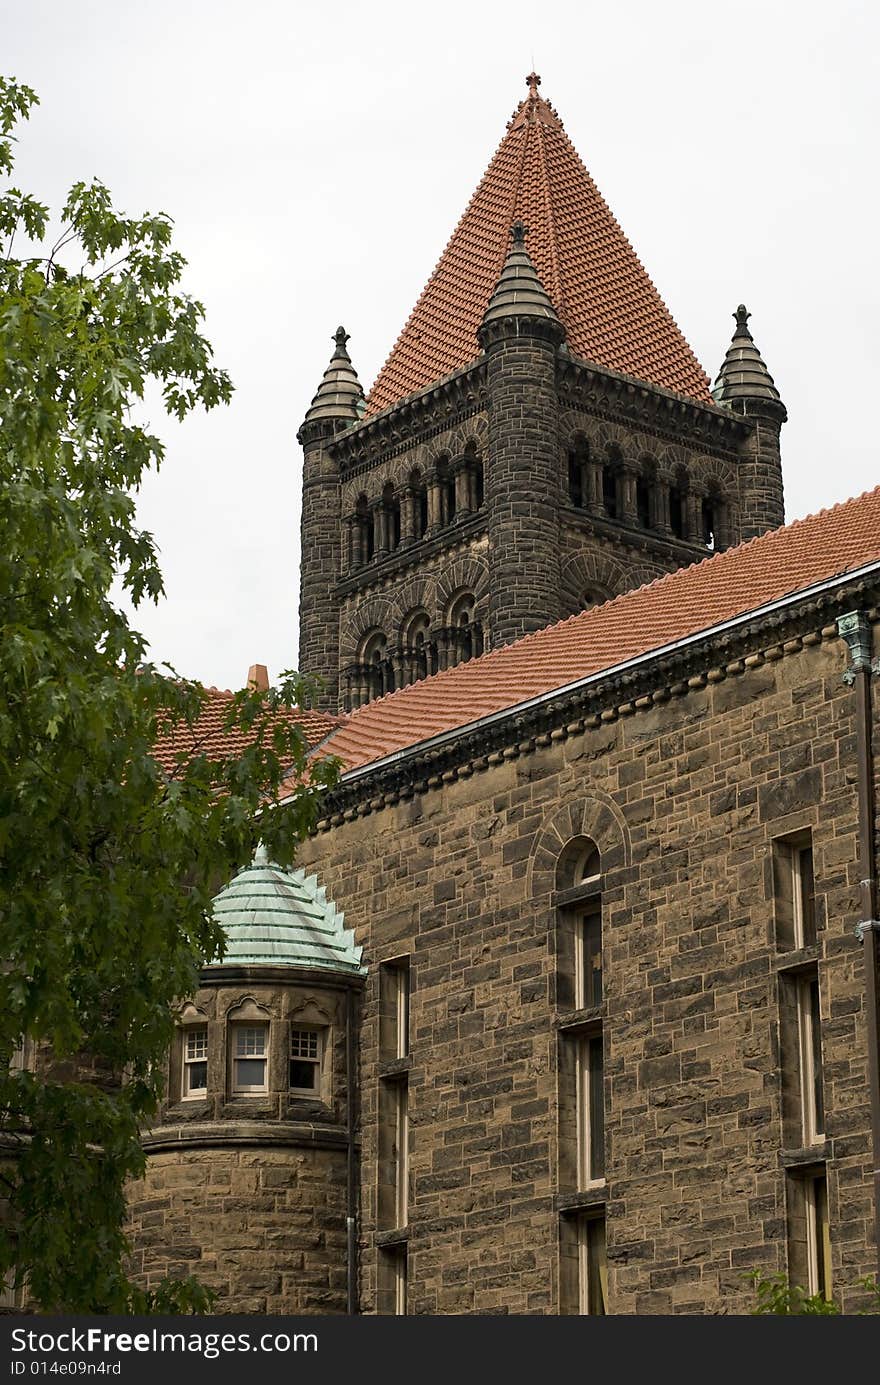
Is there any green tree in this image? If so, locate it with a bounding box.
[0,77,337,1312]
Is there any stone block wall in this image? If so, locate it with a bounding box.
[297,622,879,1314]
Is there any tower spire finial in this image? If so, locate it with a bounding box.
[526,70,541,99]
[511,220,528,246]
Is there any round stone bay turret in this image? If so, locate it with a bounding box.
[126,847,365,1314]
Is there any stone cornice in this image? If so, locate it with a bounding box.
[330,361,488,479]
[311,578,880,830]
[557,353,749,456]
[140,1119,350,1154]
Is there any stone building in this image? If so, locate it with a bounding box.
[132,77,880,1315]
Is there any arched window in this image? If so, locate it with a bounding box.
[361,631,394,701]
[473,459,485,511]
[383,481,401,552]
[447,592,483,667]
[401,609,435,685]
[409,469,428,540]
[669,468,688,540]
[602,451,621,521]
[636,461,654,529]
[436,457,455,526]
[556,837,605,1220]
[356,493,374,562]
[702,490,724,551]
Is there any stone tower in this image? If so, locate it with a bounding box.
[127,848,365,1314]
[297,74,786,709]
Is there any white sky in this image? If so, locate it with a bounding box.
[5,0,878,690]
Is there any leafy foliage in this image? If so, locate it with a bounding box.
[746,1270,880,1315]
[0,77,337,1311]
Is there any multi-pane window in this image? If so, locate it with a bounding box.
[576,1033,605,1187]
[577,1214,608,1316]
[183,1026,208,1098]
[797,974,824,1144]
[289,1027,322,1094]
[774,834,816,950]
[231,1024,268,1095]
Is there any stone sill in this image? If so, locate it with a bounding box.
[374,1226,410,1248]
[556,1186,607,1214]
[556,1006,603,1034]
[780,1143,829,1170]
[774,946,820,975]
[553,880,602,910]
[378,1056,412,1082]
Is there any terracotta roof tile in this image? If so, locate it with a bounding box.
[154,687,341,777]
[320,487,880,773]
[366,81,712,416]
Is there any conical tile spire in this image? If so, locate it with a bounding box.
[712,306,785,413]
[365,75,712,416]
[478,221,565,345]
[302,326,364,426]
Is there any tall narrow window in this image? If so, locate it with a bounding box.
[576,1033,605,1187]
[380,957,410,1060]
[289,1027,322,1095]
[578,1214,608,1315]
[774,834,816,950]
[575,908,602,1010]
[231,1024,268,1095]
[394,1083,409,1227]
[183,1026,208,1099]
[797,973,824,1144]
[378,1245,407,1315]
[804,1173,831,1300]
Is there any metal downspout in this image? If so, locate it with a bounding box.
[345,984,359,1314]
[838,611,880,1280]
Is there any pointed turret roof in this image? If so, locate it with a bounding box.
[301,326,364,428]
[478,220,564,340]
[365,74,712,416]
[712,305,785,413]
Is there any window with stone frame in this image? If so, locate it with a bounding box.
[378,1076,409,1230]
[377,1244,407,1315]
[560,1210,608,1314]
[182,1025,208,1099]
[787,1168,832,1302]
[230,1022,269,1096]
[779,965,825,1148]
[773,830,817,951]
[556,836,602,1013]
[379,956,410,1061]
[288,1026,323,1095]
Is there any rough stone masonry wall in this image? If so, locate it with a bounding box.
[297,627,879,1314]
[126,1145,348,1313]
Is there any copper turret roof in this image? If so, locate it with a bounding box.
[366,73,712,416]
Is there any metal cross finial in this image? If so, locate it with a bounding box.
[510,220,528,246]
[526,71,541,98]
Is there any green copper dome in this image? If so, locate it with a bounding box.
[209,845,365,975]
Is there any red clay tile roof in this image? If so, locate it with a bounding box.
[365,77,713,416]
[154,687,340,778]
[319,487,880,774]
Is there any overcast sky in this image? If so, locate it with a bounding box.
[6,0,878,690]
